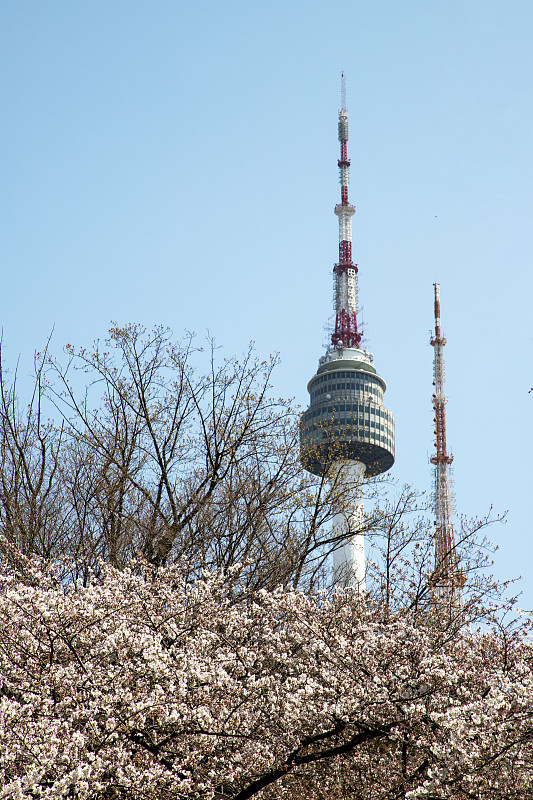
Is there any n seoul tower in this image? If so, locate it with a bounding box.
[300,76,395,590]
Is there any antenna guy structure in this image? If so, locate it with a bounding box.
[430,283,464,603]
[300,76,395,590]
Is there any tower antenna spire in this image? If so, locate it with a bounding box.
[430,283,464,605]
[331,74,360,349]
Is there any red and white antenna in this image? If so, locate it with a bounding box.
[430,283,464,603]
[331,73,361,350]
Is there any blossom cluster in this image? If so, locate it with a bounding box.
[0,558,532,799]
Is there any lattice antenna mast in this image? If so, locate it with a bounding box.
[331,73,361,349]
[430,283,464,601]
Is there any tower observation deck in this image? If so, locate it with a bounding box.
[300,77,395,589]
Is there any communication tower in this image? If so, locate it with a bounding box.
[429,283,464,603]
[300,76,395,590]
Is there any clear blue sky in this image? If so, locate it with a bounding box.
[2,1,532,605]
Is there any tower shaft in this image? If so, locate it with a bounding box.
[330,459,366,588]
[430,283,464,601]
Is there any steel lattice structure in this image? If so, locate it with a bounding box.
[430,283,464,602]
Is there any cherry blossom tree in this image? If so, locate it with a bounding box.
[0,328,523,797]
[1,552,531,800]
